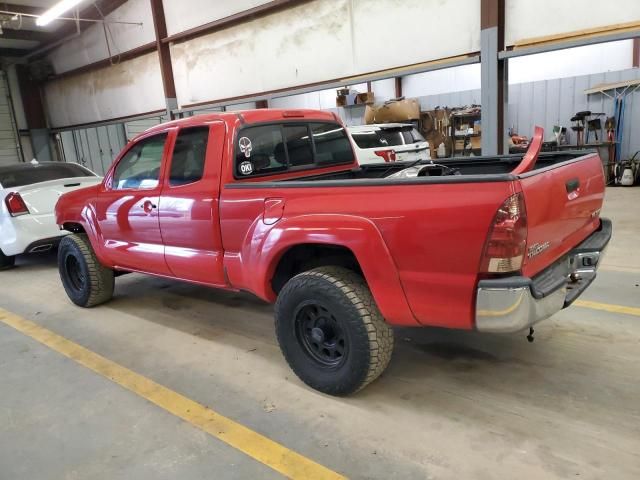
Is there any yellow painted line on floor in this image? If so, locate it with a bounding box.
[600,264,640,274]
[573,300,640,317]
[0,308,345,480]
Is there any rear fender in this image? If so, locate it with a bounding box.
[233,214,418,326]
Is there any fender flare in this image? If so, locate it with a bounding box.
[238,214,418,326]
[58,201,111,267]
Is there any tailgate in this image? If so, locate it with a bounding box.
[519,152,605,277]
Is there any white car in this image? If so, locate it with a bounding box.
[0,161,101,270]
[348,123,430,165]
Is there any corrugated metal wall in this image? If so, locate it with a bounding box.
[60,125,127,176]
[0,72,22,166]
[416,68,640,159]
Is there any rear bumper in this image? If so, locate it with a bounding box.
[475,218,612,333]
[0,213,66,256]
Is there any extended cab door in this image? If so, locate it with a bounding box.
[95,132,172,275]
[158,122,226,286]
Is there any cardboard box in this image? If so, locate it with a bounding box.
[355,92,374,105]
[471,136,482,149]
[336,93,358,107]
[473,120,481,134]
[425,131,452,158]
[364,98,420,124]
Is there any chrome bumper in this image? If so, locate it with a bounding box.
[475,218,611,333]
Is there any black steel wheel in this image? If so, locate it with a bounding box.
[275,266,394,396]
[295,302,348,367]
[58,234,114,308]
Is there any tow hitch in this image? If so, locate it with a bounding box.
[527,327,535,343]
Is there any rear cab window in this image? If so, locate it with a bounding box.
[234,122,353,178]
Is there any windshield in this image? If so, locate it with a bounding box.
[0,163,96,189]
[351,126,425,149]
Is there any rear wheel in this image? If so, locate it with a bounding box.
[58,234,114,307]
[0,248,15,270]
[275,266,394,396]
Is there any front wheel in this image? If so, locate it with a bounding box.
[0,248,15,270]
[275,266,394,396]
[58,234,114,307]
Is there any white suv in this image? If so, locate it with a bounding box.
[348,123,430,165]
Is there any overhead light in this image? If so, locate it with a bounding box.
[36,0,85,27]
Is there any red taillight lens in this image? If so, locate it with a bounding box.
[5,192,29,217]
[374,149,397,162]
[480,192,527,273]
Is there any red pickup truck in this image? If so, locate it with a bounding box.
[55,109,611,396]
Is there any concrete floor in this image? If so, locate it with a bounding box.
[1,187,639,479]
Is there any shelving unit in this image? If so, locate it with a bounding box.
[450,110,481,156]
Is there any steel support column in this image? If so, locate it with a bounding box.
[481,0,507,155]
[394,77,402,98]
[16,65,52,162]
[150,0,178,118]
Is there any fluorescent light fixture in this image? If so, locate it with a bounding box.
[36,0,85,27]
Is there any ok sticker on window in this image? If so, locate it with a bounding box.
[238,137,252,158]
[239,161,253,175]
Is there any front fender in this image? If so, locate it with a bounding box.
[56,187,110,267]
[234,214,418,326]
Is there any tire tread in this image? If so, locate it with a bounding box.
[276,266,394,395]
[59,234,114,307]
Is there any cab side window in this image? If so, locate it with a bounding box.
[169,127,208,186]
[235,122,353,178]
[112,134,167,190]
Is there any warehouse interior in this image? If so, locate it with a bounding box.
[1,1,639,479]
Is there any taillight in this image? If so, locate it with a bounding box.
[480,192,527,273]
[5,192,29,217]
[374,149,396,162]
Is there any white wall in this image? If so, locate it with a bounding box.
[404,64,482,98]
[46,0,154,74]
[44,53,165,128]
[402,40,634,98]
[162,0,272,37]
[509,41,634,83]
[505,0,640,46]
[170,0,480,108]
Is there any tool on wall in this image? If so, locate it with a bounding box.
[585,79,640,180]
[570,111,589,146]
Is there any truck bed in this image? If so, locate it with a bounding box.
[222,148,605,329]
[274,151,588,185]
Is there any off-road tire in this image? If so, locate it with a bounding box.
[58,234,114,307]
[275,266,394,396]
[0,248,15,270]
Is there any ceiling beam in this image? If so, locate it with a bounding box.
[0,28,54,43]
[0,47,30,56]
[0,3,44,16]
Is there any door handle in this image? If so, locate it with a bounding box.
[565,178,580,193]
[141,200,157,213]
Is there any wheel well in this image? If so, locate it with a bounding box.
[62,222,86,234]
[271,244,362,294]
